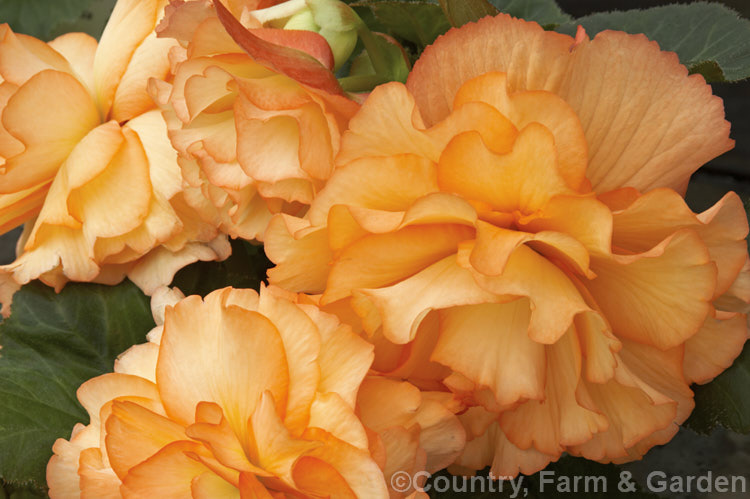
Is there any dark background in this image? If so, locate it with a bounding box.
[0,1,748,498]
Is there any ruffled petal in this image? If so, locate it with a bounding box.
[611,189,748,298]
[358,255,497,343]
[499,331,608,455]
[407,14,732,193]
[437,125,578,214]
[156,291,290,439]
[684,310,748,384]
[324,224,474,304]
[105,400,187,479]
[0,70,99,193]
[470,244,591,344]
[434,300,546,407]
[94,0,166,118]
[586,230,716,349]
[120,440,210,498]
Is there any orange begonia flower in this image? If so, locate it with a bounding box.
[151,0,359,241]
[0,0,229,313]
[47,285,463,498]
[264,14,750,476]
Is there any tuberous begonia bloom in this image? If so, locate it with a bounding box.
[0,0,229,313]
[264,14,750,476]
[47,285,464,498]
[151,0,359,240]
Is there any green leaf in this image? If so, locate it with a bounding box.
[489,0,571,28]
[685,341,750,434]
[350,0,451,48]
[0,0,95,40]
[48,0,117,41]
[171,238,271,297]
[557,2,750,82]
[0,280,154,491]
[436,0,497,27]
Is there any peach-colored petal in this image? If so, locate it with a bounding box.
[0,269,19,317]
[265,214,332,293]
[111,32,176,122]
[156,291,290,436]
[309,392,369,450]
[48,33,97,94]
[569,362,678,462]
[78,448,121,499]
[437,125,579,215]
[0,25,73,85]
[586,230,715,349]
[94,0,166,118]
[358,255,497,344]
[453,71,588,190]
[185,401,269,476]
[716,256,750,313]
[300,427,390,499]
[67,127,152,242]
[120,440,209,498]
[324,224,474,304]
[559,30,732,193]
[192,471,241,499]
[611,189,748,298]
[374,311,452,387]
[292,456,357,498]
[301,302,374,407]
[470,244,591,344]
[0,70,99,193]
[307,154,438,226]
[238,472,275,498]
[435,300,545,408]
[684,310,748,384]
[414,392,466,472]
[452,419,555,478]
[257,287,321,435]
[127,239,230,295]
[246,391,320,483]
[517,195,613,256]
[358,377,465,474]
[470,220,594,279]
[499,331,608,455]
[406,15,571,127]
[575,310,621,384]
[0,181,49,234]
[77,373,161,428]
[114,342,159,383]
[407,14,732,193]
[105,400,186,479]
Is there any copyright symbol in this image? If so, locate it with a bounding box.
[391,471,412,493]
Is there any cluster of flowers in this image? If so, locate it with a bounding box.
[0,0,747,496]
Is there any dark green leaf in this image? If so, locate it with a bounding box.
[489,0,571,28]
[171,238,271,297]
[1,483,43,499]
[436,0,497,27]
[557,2,750,82]
[350,0,451,48]
[0,0,95,40]
[0,280,154,491]
[48,0,117,41]
[686,341,750,434]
